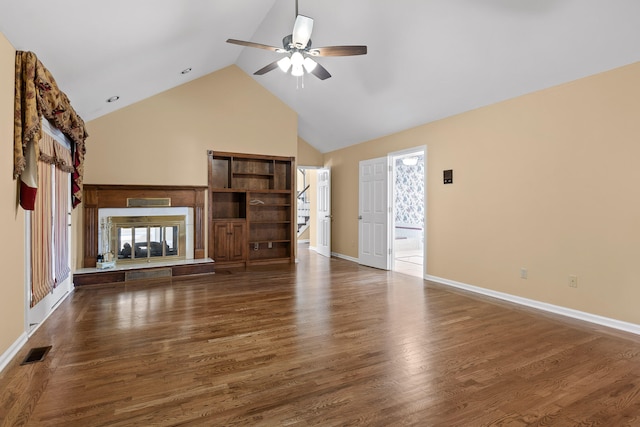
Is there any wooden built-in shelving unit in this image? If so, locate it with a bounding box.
[208,151,295,267]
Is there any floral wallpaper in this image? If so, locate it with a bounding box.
[395,155,424,228]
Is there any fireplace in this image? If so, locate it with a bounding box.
[98,207,193,265]
[82,185,207,268]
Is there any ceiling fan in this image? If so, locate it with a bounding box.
[226,0,367,80]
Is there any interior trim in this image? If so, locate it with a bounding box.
[0,332,28,373]
[426,274,640,336]
[331,252,358,264]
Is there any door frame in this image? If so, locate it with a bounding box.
[296,166,330,259]
[389,146,427,278]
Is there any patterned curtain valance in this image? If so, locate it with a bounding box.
[14,51,88,209]
[39,130,74,174]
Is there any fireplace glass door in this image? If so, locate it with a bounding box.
[110,216,186,263]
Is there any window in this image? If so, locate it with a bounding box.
[29,123,72,307]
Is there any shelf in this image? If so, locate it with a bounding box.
[212,217,246,221]
[249,221,291,225]
[233,172,274,178]
[247,240,291,261]
[249,189,291,194]
[208,151,295,266]
[209,188,246,193]
[210,191,246,219]
[248,193,291,211]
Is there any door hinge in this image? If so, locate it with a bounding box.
[388,248,392,255]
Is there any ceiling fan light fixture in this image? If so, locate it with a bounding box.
[277,56,292,72]
[290,51,304,67]
[291,63,304,77]
[303,57,317,72]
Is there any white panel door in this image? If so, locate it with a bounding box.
[316,168,331,257]
[359,157,390,270]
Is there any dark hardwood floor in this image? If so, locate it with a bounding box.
[2,245,640,426]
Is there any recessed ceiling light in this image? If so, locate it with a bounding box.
[106,96,120,103]
[181,68,192,75]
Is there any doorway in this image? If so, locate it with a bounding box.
[296,166,331,260]
[391,149,425,278]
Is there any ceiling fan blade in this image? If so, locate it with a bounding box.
[309,45,368,57]
[226,39,284,53]
[254,60,281,75]
[292,15,314,49]
[310,62,331,80]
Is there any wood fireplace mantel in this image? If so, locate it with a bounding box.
[82,184,207,268]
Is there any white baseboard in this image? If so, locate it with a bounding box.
[0,332,28,373]
[426,275,640,336]
[297,239,310,244]
[28,289,73,338]
[331,252,359,264]
[0,288,74,373]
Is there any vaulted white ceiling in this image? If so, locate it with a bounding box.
[1,0,639,152]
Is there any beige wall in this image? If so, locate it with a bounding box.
[326,61,640,325]
[298,225,310,241]
[85,65,297,186]
[0,34,25,357]
[297,137,323,167]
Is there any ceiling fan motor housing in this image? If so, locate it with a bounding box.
[283,34,311,51]
[292,15,314,49]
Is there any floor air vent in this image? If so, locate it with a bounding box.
[21,346,52,365]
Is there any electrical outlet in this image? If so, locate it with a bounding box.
[520,268,528,279]
[569,275,578,288]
